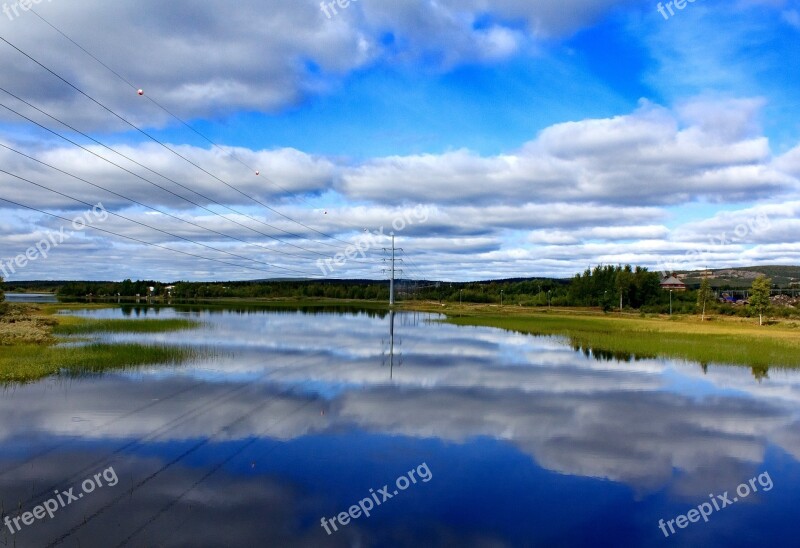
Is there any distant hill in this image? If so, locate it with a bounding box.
[677,266,800,289]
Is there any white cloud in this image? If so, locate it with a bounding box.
[1,97,799,280]
[0,0,642,129]
[341,99,793,206]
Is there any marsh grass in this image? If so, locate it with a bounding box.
[0,304,57,345]
[0,304,208,383]
[410,303,800,370]
[53,317,201,336]
[0,343,206,384]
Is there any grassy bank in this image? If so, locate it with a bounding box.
[0,304,207,384]
[403,302,800,371]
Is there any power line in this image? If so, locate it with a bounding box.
[26,7,383,241]
[0,143,325,262]
[0,33,355,248]
[0,90,336,258]
[0,195,321,278]
[0,111,389,277]
[0,30,401,277]
[400,251,426,281]
[0,92,390,274]
[0,87,384,269]
[0,102,386,278]
[0,169,320,276]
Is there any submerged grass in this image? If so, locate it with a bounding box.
[0,304,208,384]
[52,317,201,336]
[406,302,800,371]
[0,343,204,384]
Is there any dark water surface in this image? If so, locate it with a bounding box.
[1,306,798,547]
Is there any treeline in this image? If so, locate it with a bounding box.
[413,267,669,311]
[8,266,798,321]
[56,278,564,303]
[410,278,566,305]
[59,280,161,298]
[170,280,389,300]
[57,279,390,301]
[41,269,663,310]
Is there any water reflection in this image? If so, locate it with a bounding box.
[3,293,58,303]
[1,307,798,547]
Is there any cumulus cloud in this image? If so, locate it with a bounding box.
[0,0,642,129]
[1,96,799,280]
[340,99,792,207]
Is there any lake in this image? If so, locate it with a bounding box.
[1,305,798,547]
[3,293,59,303]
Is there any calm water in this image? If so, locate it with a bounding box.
[1,306,799,547]
[3,293,59,303]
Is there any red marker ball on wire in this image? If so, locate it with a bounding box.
[137,89,144,96]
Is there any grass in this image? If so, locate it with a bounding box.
[0,303,208,384]
[52,317,201,336]
[0,343,206,384]
[403,302,800,371]
[0,304,57,345]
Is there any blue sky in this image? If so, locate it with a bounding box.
[1,0,799,281]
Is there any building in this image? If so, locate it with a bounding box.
[660,276,687,292]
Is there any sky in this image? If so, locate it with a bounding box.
[1,0,799,282]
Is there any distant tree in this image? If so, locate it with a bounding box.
[749,275,772,326]
[568,268,593,306]
[614,265,634,311]
[119,279,134,297]
[631,266,661,308]
[696,277,713,321]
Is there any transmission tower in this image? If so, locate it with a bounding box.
[382,234,403,306]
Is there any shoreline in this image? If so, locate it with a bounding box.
[2,299,798,381]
